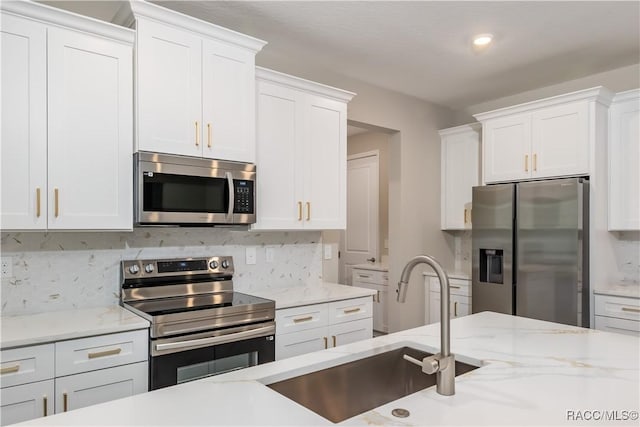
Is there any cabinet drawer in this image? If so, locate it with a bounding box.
[594,315,640,337]
[275,327,327,360]
[0,344,54,388]
[328,318,372,347]
[55,330,148,376]
[594,295,640,321]
[352,269,387,285]
[429,277,470,297]
[1,379,54,426]
[55,362,148,413]
[275,304,329,335]
[328,297,372,325]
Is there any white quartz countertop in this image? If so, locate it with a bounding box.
[249,281,377,309]
[423,270,470,280]
[19,312,640,426]
[351,263,389,272]
[0,306,149,349]
[594,284,640,299]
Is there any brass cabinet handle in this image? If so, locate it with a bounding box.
[323,336,328,349]
[54,188,59,217]
[464,208,467,224]
[332,335,337,347]
[376,290,380,303]
[195,121,200,146]
[450,285,461,289]
[533,153,537,172]
[88,348,122,359]
[43,396,48,417]
[207,123,212,148]
[297,202,302,221]
[372,295,376,302]
[293,316,313,323]
[344,308,360,314]
[36,188,41,218]
[0,364,20,374]
[525,154,529,172]
[621,307,640,313]
[358,274,371,278]
[306,202,311,221]
[63,392,68,412]
[454,301,458,317]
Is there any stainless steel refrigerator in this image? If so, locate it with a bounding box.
[471,178,589,327]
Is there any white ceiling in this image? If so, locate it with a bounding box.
[41,1,640,110]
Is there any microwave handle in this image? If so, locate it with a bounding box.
[226,172,234,220]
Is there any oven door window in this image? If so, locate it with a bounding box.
[176,352,258,384]
[143,172,229,213]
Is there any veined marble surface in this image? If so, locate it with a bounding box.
[351,263,389,272]
[249,282,377,309]
[594,284,640,299]
[18,312,640,426]
[0,305,149,349]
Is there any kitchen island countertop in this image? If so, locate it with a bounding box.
[16,311,640,426]
[248,281,377,309]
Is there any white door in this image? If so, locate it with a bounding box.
[0,380,54,426]
[341,153,379,284]
[532,102,589,178]
[47,27,133,230]
[483,114,531,183]
[136,19,202,157]
[202,39,255,162]
[253,81,304,229]
[0,14,47,230]
[304,95,347,229]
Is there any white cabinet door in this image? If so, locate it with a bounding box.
[1,380,54,426]
[440,125,480,230]
[304,95,347,229]
[609,91,640,230]
[254,81,304,229]
[0,13,47,230]
[47,27,133,230]
[328,318,372,347]
[483,114,531,183]
[136,19,202,157]
[275,327,327,360]
[55,362,147,413]
[531,102,589,178]
[202,39,255,163]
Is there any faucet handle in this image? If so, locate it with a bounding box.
[402,354,440,375]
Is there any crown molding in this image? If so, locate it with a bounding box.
[438,122,481,137]
[612,88,640,104]
[256,67,356,103]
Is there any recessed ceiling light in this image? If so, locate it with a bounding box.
[473,34,493,46]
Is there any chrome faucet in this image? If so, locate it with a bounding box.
[396,255,455,396]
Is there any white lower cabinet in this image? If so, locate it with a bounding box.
[594,294,640,336]
[0,330,148,426]
[275,297,373,360]
[352,268,389,333]
[426,275,471,324]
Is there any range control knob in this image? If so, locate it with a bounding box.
[144,264,155,274]
[221,260,229,269]
[128,265,140,275]
[209,260,219,269]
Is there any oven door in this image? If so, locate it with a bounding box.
[149,322,275,390]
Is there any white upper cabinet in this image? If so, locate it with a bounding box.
[0,2,134,231]
[609,89,640,231]
[475,87,613,184]
[254,68,354,230]
[440,123,481,230]
[131,1,266,163]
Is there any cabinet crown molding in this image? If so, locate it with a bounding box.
[473,86,614,122]
[127,0,267,53]
[612,88,640,104]
[256,67,356,103]
[1,0,134,44]
[438,122,481,137]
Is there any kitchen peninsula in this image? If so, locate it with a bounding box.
[16,312,640,426]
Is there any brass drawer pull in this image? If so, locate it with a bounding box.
[450,285,461,289]
[377,290,381,303]
[358,274,371,278]
[0,364,20,374]
[306,202,311,221]
[54,188,59,217]
[323,336,328,349]
[525,154,529,172]
[43,396,48,417]
[332,335,337,347]
[88,348,122,359]
[195,121,200,146]
[293,316,313,323]
[63,392,68,412]
[621,307,640,313]
[36,188,41,217]
[297,201,302,221]
[207,123,212,148]
[464,208,467,224]
[454,301,458,317]
[344,308,360,314]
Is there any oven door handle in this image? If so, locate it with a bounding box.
[226,172,234,221]
[155,325,274,353]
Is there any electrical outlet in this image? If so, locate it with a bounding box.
[323,244,332,260]
[245,247,257,265]
[1,257,13,278]
[265,247,275,263]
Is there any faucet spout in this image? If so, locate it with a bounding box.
[396,255,455,396]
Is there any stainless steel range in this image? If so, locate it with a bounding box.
[120,256,275,390]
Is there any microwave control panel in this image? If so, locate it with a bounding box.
[234,180,254,214]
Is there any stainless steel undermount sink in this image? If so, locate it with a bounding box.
[267,346,478,423]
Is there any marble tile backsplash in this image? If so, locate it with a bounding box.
[1,229,322,316]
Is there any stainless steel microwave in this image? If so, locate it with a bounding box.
[135,152,256,226]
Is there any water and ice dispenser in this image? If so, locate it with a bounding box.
[479,249,504,284]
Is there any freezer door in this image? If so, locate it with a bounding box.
[516,178,587,326]
[472,184,515,315]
